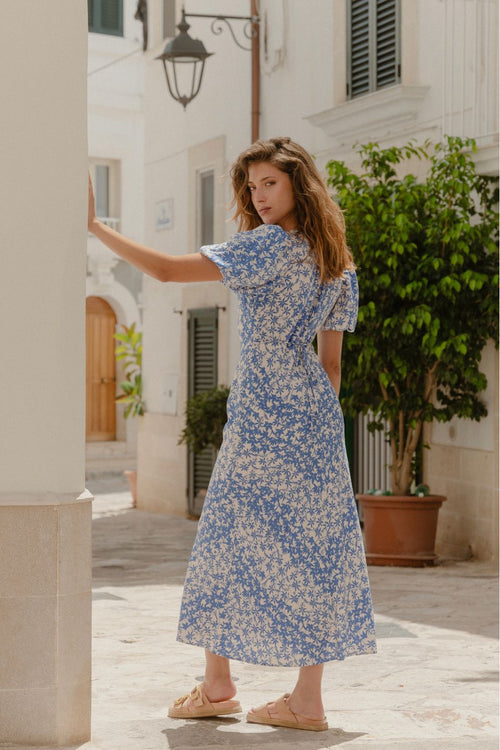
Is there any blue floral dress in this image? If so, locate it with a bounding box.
[177,224,377,667]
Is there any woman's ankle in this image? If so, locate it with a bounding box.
[287,689,325,720]
[202,676,237,702]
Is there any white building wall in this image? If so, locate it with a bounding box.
[138,0,252,513]
[138,0,498,562]
[87,0,145,454]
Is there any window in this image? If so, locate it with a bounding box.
[347,0,400,99]
[163,0,177,38]
[187,308,219,517]
[198,170,215,247]
[94,165,110,218]
[89,160,120,230]
[88,0,123,37]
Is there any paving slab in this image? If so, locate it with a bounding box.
[7,481,497,750]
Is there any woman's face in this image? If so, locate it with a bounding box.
[247,161,297,232]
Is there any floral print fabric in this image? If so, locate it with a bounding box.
[177,224,377,667]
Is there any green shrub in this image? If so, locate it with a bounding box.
[326,136,498,494]
[179,386,230,453]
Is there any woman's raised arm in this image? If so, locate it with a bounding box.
[87,175,222,283]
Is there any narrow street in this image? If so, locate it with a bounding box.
[73,476,498,750]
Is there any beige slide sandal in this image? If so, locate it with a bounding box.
[247,693,328,731]
[168,683,241,719]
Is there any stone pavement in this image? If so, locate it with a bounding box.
[54,478,500,749]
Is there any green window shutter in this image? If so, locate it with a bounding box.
[376,0,400,89]
[348,0,371,98]
[347,0,400,99]
[88,0,123,37]
[187,308,219,517]
[188,307,218,398]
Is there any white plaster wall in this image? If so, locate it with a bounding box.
[139,0,498,522]
[88,1,145,254]
[260,0,335,150]
[311,0,498,170]
[0,1,88,494]
[87,1,146,453]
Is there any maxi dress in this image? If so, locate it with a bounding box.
[177,224,377,667]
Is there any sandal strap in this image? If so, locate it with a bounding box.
[173,684,205,708]
[274,694,297,722]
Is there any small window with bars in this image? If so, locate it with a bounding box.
[88,0,124,37]
[347,0,400,99]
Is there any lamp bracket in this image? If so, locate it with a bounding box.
[184,11,259,52]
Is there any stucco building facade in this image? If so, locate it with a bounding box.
[137,0,498,563]
[86,0,146,471]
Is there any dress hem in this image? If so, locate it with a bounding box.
[176,634,377,668]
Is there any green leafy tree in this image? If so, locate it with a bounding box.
[326,136,498,495]
[114,323,145,418]
[179,386,230,453]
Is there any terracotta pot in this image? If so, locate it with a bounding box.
[356,493,447,567]
[123,470,137,507]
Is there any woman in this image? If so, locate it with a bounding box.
[88,137,377,732]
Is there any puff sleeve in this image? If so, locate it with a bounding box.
[321,270,359,332]
[200,224,289,291]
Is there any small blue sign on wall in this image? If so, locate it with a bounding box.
[155,199,174,231]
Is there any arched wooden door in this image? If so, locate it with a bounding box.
[86,296,117,441]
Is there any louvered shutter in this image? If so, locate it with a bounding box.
[348,0,370,98]
[347,0,400,99]
[376,0,399,88]
[101,0,122,33]
[88,0,123,36]
[187,308,219,517]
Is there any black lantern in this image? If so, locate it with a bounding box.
[156,10,213,109]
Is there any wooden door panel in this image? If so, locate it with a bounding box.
[86,296,116,441]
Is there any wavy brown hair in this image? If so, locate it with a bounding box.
[230,137,354,281]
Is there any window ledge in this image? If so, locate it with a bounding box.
[306,84,430,145]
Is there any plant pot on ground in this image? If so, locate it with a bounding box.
[357,487,446,567]
[326,136,498,566]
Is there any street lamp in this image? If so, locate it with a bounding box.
[156,10,213,111]
[156,4,260,140]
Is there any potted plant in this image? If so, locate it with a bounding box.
[326,136,499,566]
[114,322,145,505]
[178,386,230,515]
[178,385,229,453]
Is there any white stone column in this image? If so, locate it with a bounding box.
[0,2,90,745]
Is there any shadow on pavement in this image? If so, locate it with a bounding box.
[92,508,197,589]
[162,717,365,748]
[368,562,499,640]
[92,500,499,641]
